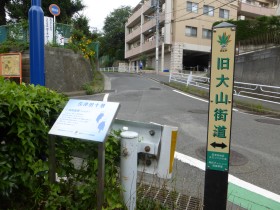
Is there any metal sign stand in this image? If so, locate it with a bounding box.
[97,142,105,210]
[48,99,120,210]
[203,22,237,210]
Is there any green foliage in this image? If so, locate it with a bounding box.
[0,20,29,53]
[137,198,169,210]
[0,78,123,209]
[0,39,28,53]
[72,15,91,37]
[213,16,280,41]
[167,82,209,98]
[140,54,147,68]
[0,78,67,206]
[66,29,96,60]
[99,6,132,63]
[82,71,104,95]
[6,0,85,24]
[82,83,94,95]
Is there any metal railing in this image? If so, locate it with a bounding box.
[169,71,280,105]
[99,66,139,73]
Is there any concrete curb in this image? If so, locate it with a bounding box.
[100,72,111,91]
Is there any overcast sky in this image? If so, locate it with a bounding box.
[82,0,140,32]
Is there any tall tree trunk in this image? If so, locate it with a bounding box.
[0,0,8,25]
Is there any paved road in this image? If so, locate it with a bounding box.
[73,72,280,209]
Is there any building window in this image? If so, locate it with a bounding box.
[187,1,198,13]
[185,26,197,37]
[219,9,229,19]
[203,5,214,16]
[202,28,212,39]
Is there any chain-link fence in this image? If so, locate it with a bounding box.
[0,23,72,46]
[0,24,28,43]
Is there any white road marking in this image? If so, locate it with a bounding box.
[173,89,208,103]
[174,151,280,203]
[173,89,239,111]
[103,93,109,102]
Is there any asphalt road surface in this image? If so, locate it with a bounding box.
[73,72,280,209]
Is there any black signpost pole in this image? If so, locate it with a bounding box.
[203,22,236,210]
[48,135,56,183]
[97,142,105,210]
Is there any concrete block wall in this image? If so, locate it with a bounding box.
[21,47,93,92]
[235,47,280,86]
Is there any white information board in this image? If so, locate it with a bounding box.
[49,99,120,142]
[44,16,54,45]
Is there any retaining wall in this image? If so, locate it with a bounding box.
[22,47,93,92]
[235,47,280,86]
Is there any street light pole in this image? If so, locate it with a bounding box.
[155,0,159,74]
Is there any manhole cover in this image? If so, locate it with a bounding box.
[149,87,161,90]
[188,110,208,114]
[255,118,280,125]
[195,146,248,166]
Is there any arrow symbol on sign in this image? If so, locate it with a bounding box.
[211,142,227,149]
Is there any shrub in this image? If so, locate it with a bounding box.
[0,78,123,209]
[0,78,67,207]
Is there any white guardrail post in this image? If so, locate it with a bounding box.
[120,131,138,210]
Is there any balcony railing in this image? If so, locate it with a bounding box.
[125,38,164,59]
[126,0,152,27]
[126,27,141,43]
[238,2,276,16]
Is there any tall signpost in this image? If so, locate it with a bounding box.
[49,4,60,44]
[28,0,45,86]
[204,22,236,210]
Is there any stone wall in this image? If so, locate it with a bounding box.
[171,43,183,72]
[21,47,93,92]
[235,47,280,86]
[45,47,93,92]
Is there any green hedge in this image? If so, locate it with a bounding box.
[0,78,123,209]
[214,16,280,41]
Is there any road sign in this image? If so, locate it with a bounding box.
[49,99,120,142]
[206,23,236,172]
[49,4,60,16]
[204,22,236,210]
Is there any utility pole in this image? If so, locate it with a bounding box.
[155,0,159,74]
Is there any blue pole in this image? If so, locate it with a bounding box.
[29,0,45,86]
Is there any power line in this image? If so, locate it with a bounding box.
[165,0,237,24]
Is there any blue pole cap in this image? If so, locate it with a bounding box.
[32,0,41,6]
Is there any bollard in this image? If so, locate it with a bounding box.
[120,131,138,210]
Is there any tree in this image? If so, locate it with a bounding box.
[100,6,132,63]
[0,0,9,25]
[72,15,91,37]
[6,0,85,24]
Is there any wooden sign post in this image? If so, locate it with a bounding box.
[204,22,236,210]
[0,53,22,83]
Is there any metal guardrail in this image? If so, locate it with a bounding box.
[169,71,280,105]
[99,66,139,73]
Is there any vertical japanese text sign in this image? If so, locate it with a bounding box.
[206,22,236,172]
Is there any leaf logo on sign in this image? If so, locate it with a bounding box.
[217,32,231,52]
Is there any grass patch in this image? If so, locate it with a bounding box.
[164,82,280,117]
[82,71,104,95]
[165,82,209,98]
